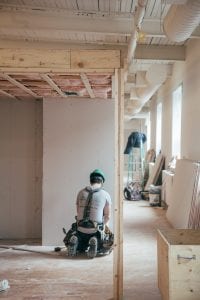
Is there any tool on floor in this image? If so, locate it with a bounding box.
[0,279,10,292]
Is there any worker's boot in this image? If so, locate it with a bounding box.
[68,235,78,256]
[87,236,97,259]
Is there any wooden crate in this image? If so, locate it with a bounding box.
[157,229,200,300]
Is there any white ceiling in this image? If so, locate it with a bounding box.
[0,0,195,46]
[0,0,200,116]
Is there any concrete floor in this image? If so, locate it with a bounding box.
[0,200,171,299]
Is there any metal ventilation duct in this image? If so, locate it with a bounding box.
[163,0,200,42]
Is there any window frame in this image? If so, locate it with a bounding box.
[171,84,182,158]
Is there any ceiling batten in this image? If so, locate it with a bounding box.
[0,73,40,98]
[80,73,95,98]
[0,89,16,99]
[40,74,68,98]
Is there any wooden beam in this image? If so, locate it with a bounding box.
[0,73,39,98]
[135,45,185,61]
[40,74,67,98]
[71,50,120,69]
[0,9,132,36]
[113,68,124,300]
[0,49,120,71]
[0,68,115,74]
[80,73,95,99]
[0,38,128,49]
[0,49,70,69]
[0,89,16,99]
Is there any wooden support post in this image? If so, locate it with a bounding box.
[113,68,124,300]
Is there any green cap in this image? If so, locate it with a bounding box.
[90,169,105,182]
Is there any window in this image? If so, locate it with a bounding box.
[172,85,182,158]
[146,111,151,151]
[156,102,162,155]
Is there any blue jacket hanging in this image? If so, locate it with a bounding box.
[124,131,147,154]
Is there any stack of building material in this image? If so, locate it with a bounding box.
[188,165,200,229]
[144,153,165,191]
[166,159,200,229]
[161,170,174,207]
[149,184,162,206]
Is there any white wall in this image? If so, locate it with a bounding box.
[43,98,115,245]
[181,40,200,160]
[0,98,42,238]
[150,39,200,165]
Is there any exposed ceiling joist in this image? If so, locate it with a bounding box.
[0,72,113,99]
[0,39,127,50]
[135,45,185,61]
[40,74,68,98]
[0,9,131,36]
[0,89,16,99]
[0,4,133,18]
[80,73,95,99]
[0,73,39,98]
[0,9,199,42]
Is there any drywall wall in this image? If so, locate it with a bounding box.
[150,39,200,164]
[43,98,115,245]
[159,61,185,165]
[181,40,200,160]
[150,61,185,165]
[152,40,200,164]
[0,98,42,238]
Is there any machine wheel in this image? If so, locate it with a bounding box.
[124,187,131,200]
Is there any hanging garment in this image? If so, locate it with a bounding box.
[124,131,147,154]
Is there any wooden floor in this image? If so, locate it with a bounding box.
[0,200,171,299]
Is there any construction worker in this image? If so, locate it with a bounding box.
[68,169,112,258]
